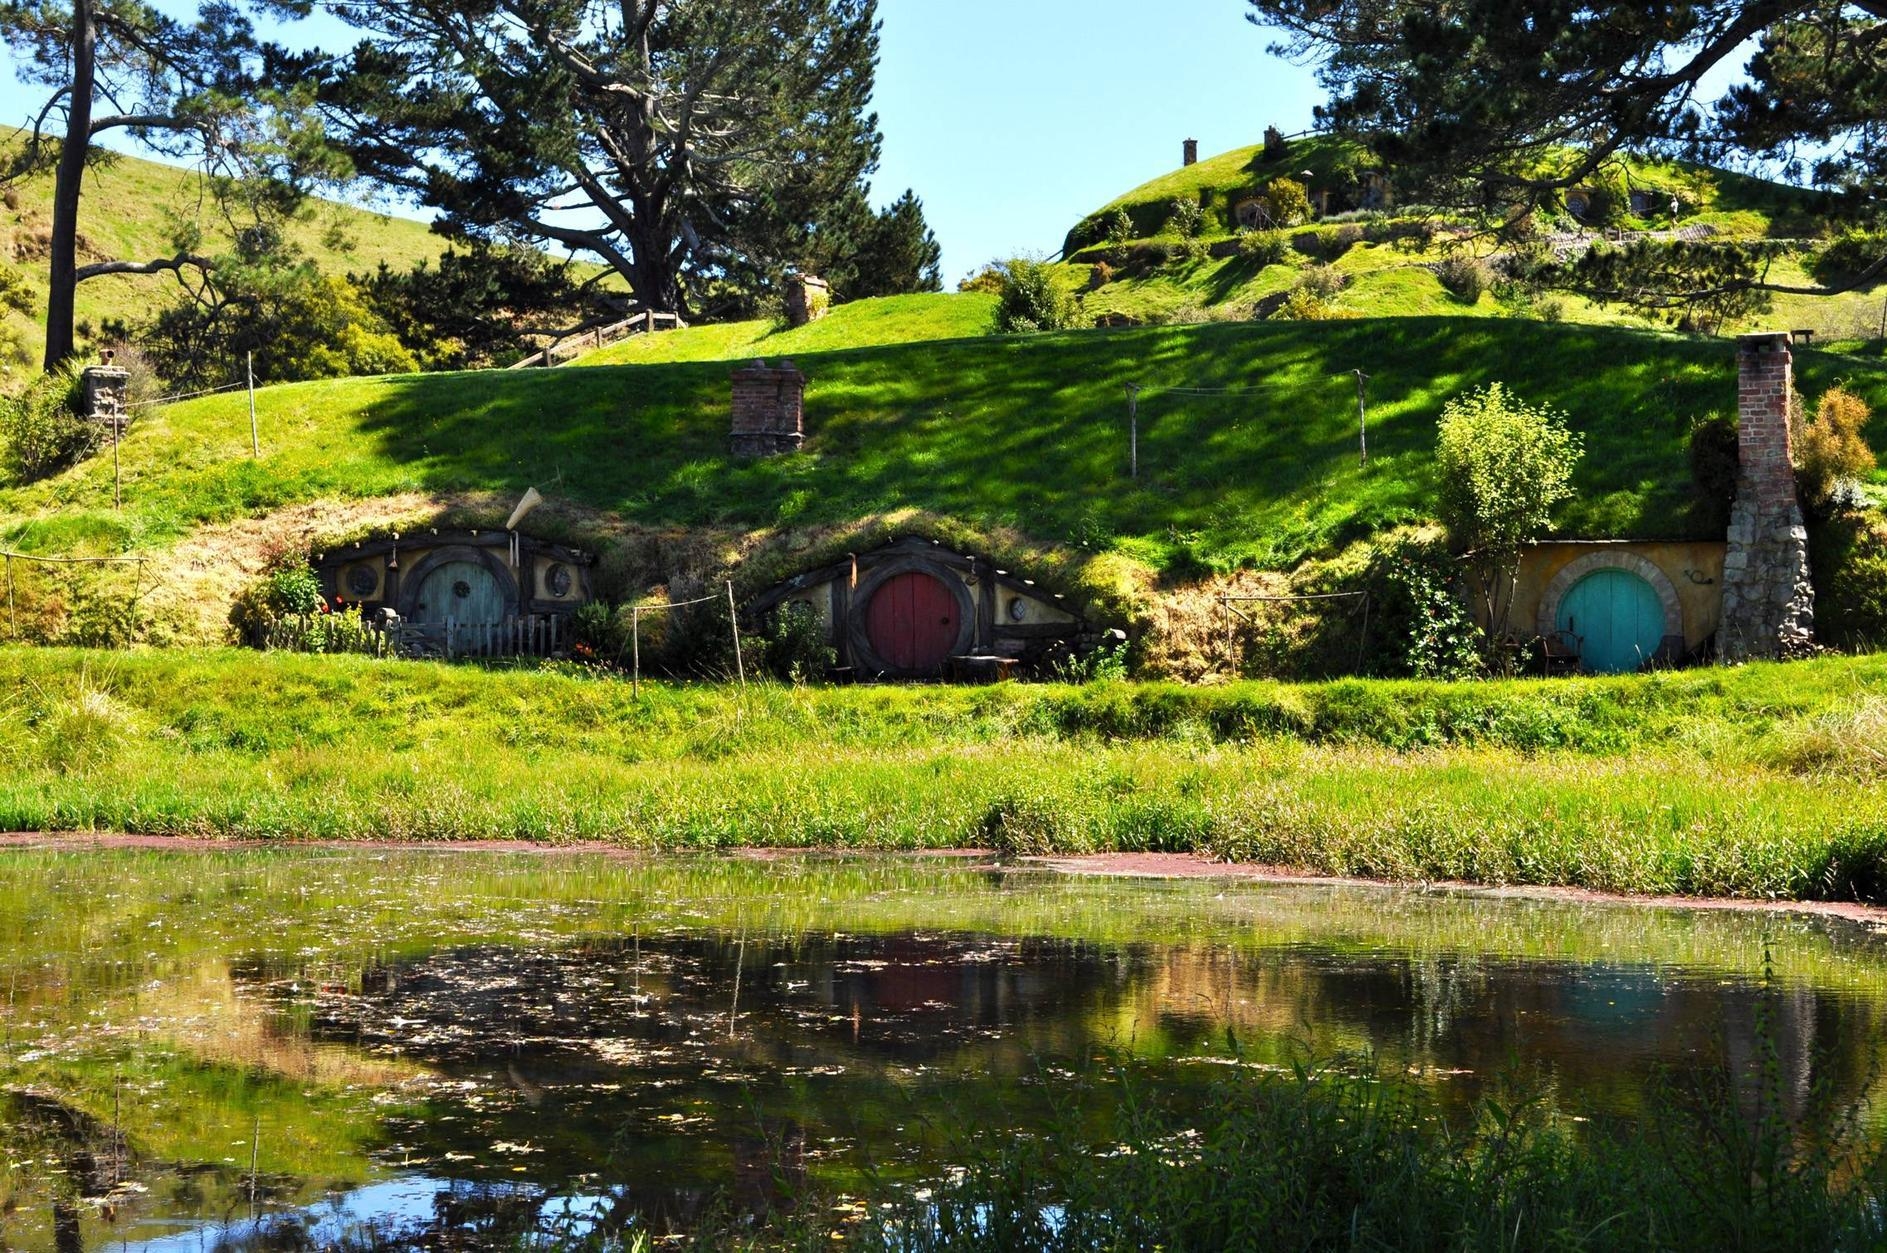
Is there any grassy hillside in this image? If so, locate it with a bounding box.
[1052,137,1885,340]
[4,318,1883,580]
[580,292,999,366]
[1,136,452,364]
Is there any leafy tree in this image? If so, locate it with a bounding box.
[1260,176,1312,227]
[1434,383,1583,651]
[0,0,337,368]
[141,235,416,388]
[357,244,618,370]
[1242,0,1887,308]
[315,0,922,318]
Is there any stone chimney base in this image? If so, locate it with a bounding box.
[730,359,806,457]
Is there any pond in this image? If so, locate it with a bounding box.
[2,850,1886,1249]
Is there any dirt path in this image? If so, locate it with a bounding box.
[4,833,1886,927]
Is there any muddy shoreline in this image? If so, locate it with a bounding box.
[4,831,1886,927]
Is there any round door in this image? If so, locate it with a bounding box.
[865,571,960,673]
[413,559,507,626]
[1556,568,1664,674]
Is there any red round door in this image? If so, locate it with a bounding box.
[865,571,959,672]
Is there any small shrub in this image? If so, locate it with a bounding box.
[993,257,1082,334]
[1688,411,1741,531]
[1260,177,1312,228]
[1087,261,1114,290]
[1534,295,1567,322]
[1366,539,1481,679]
[1103,206,1134,245]
[229,562,326,647]
[36,680,135,775]
[1296,263,1346,301]
[1796,387,1876,510]
[0,365,94,484]
[1052,633,1130,684]
[1166,197,1205,238]
[1271,288,1337,321]
[957,265,1005,295]
[1235,228,1290,266]
[1435,253,1491,303]
[760,602,836,682]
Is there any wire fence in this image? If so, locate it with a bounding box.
[622,581,745,697]
[2,549,150,642]
[1220,590,1371,678]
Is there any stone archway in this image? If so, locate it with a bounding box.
[1537,552,1683,645]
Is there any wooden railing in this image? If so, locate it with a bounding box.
[508,310,686,368]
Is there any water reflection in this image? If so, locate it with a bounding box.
[0,853,1883,1249]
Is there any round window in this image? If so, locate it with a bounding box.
[546,563,573,597]
[452,580,473,600]
[345,564,379,598]
[1007,597,1028,622]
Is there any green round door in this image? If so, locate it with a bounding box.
[1556,568,1665,674]
[412,560,507,626]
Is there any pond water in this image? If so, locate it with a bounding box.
[3,850,1887,1249]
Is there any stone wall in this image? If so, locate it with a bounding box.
[82,365,130,429]
[1719,331,1814,659]
[730,359,805,457]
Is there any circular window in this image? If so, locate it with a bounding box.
[1007,597,1028,622]
[546,563,573,597]
[452,580,473,600]
[345,564,379,598]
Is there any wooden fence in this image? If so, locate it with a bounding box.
[265,613,566,661]
[508,311,686,369]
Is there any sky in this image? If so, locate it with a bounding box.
[868,1,1323,282]
[0,1,1325,285]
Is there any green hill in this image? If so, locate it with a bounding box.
[5,319,1882,604]
[1050,137,1882,340]
[1,137,453,365]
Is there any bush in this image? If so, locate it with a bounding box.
[1235,229,1290,266]
[1796,387,1876,510]
[230,562,327,647]
[1260,177,1312,227]
[1688,411,1741,531]
[1809,508,1887,650]
[1166,197,1204,238]
[1435,253,1492,303]
[993,257,1083,334]
[1271,288,1337,322]
[1103,206,1133,245]
[1366,539,1481,679]
[759,602,837,682]
[957,265,1005,295]
[0,366,94,484]
[1296,263,1346,301]
[1811,230,1887,287]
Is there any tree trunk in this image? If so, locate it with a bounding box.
[43,0,96,371]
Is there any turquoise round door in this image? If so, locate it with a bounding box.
[1556,568,1665,674]
[412,560,507,626]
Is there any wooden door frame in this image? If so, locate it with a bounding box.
[398,544,521,624]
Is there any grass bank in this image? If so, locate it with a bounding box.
[4,647,1887,901]
[8,319,1885,576]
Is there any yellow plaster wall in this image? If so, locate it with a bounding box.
[1511,541,1726,650]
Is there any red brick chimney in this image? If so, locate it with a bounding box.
[1720,332,1813,658]
[730,359,806,457]
[1182,138,1198,167]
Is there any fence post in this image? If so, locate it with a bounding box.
[1223,597,1234,676]
[726,581,746,686]
[247,352,259,458]
[5,555,13,641]
[631,606,641,700]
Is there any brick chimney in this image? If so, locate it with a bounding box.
[785,274,830,327]
[1719,332,1813,658]
[1182,138,1198,167]
[730,359,806,457]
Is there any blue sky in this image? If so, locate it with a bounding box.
[0,1,1323,284]
[869,1,1322,281]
